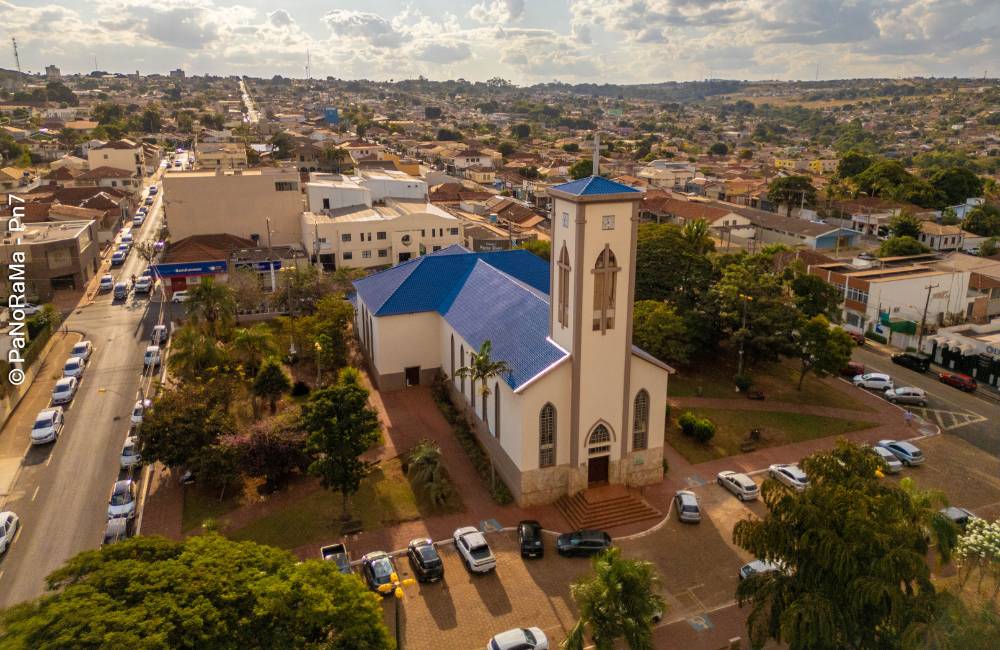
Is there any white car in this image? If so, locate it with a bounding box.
[872,446,903,474]
[20,303,42,316]
[0,512,20,554]
[132,214,145,227]
[131,399,151,425]
[717,471,759,501]
[768,463,809,492]
[487,627,549,650]
[171,290,190,303]
[454,527,496,574]
[63,356,86,378]
[31,407,64,445]
[50,376,78,405]
[70,340,93,361]
[134,276,153,294]
[108,480,137,519]
[121,233,134,246]
[99,274,115,292]
[143,345,161,368]
[853,372,894,391]
[120,436,142,469]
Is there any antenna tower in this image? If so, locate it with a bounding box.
[11,38,23,89]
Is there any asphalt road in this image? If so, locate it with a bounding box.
[0,172,169,608]
[852,346,1000,456]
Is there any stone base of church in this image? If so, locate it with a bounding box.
[619,447,665,488]
[371,367,440,392]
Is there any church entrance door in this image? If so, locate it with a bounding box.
[587,456,609,485]
[404,366,421,387]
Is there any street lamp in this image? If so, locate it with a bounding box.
[377,570,416,650]
[314,340,322,386]
[736,293,754,381]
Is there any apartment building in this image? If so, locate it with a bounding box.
[162,168,304,248]
[305,170,427,213]
[0,220,100,300]
[86,139,145,177]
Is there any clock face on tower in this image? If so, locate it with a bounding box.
[601,215,615,230]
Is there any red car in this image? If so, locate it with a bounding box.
[847,331,866,346]
[938,372,977,392]
[841,361,865,378]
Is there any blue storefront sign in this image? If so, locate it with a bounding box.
[233,260,282,272]
[152,260,227,277]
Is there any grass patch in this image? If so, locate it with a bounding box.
[225,457,462,550]
[670,354,873,412]
[666,408,879,464]
[182,487,242,534]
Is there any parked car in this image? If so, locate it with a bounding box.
[103,517,132,545]
[132,214,145,227]
[171,290,190,303]
[891,353,931,373]
[151,324,169,344]
[939,372,977,392]
[320,543,352,574]
[872,446,903,474]
[488,627,549,650]
[120,436,141,469]
[149,185,158,194]
[840,361,865,378]
[360,551,396,595]
[739,559,782,581]
[98,274,115,292]
[940,506,977,530]
[768,463,809,491]
[847,331,866,345]
[19,303,42,316]
[70,340,93,361]
[454,527,497,573]
[63,356,86,378]
[407,538,444,583]
[555,530,612,557]
[143,345,161,368]
[884,386,928,406]
[716,471,759,501]
[131,399,150,425]
[31,407,64,445]
[144,196,153,206]
[853,372,894,391]
[50,376,78,405]
[107,479,137,519]
[518,520,544,558]
[113,281,129,300]
[154,240,166,251]
[134,276,153,294]
[877,439,924,466]
[674,490,702,523]
[0,512,20,554]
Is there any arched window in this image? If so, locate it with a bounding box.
[591,245,620,332]
[459,345,465,393]
[632,390,649,451]
[539,403,555,467]
[589,424,611,445]
[557,242,570,328]
[494,382,501,440]
[450,334,455,378]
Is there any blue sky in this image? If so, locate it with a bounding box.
[2,0,999,83]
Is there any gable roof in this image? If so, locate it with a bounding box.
[549,175,641,197]
[78,166,135,180]
[353,248,561,390]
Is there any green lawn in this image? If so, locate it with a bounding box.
[666,408,879,464]
[669,355,873,412]
[182,488,242,534]
[223,457,462,550]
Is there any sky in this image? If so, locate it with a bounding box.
[2,0,999,84]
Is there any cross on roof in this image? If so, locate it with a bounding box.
[582,131,608,177]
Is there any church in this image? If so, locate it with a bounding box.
[352,175,671,506]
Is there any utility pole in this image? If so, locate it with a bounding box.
[916,282,940,353]
[11,38,22,90]
[737,293,753,379]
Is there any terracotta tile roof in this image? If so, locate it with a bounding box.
[42,166,79,180]
[428,182,493,203]
[163,234,258,263]
[77,166,135,180]
[641,195,731,222]
[94,138,138,150]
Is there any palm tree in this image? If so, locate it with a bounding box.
[563,548,665,650]
[230,324,277,377]
[899,477,959,562]
[453,340,511,426]
[407,440,452,507]
[681,218,714,255]
[186,278,237,337]
[169,324,229,381]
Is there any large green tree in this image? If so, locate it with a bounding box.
[563,548,665,650]
[964,205,1000,238]
[632,300,694,367]
[929,167,984,206]
[569,158,593,179]
[837,151,873,178]
[186,278,237,338]
[790,273,842,320]
[0,534,391,649]
[137,380,235,468]
[733,441,958,650]
[879,236,931,257]
[230,323,277,378]
[793,316,855,389]
[252,357,291,414]
[303,369,382,520]
[767,176,817,217]
[635,223,716,308]
[888,211,924,239]
[168,324,230,381]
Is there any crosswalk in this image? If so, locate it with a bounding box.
[909,407,987,432]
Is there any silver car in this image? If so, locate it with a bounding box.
[31,407,64,445]
[120,437,142,469]
[872,446,903,474]
[674,490,701,523]
[63,356,86,378]
[884,386,927,406]
[717,471,759,501]
[50,376,78,405]
[768,463,809,491]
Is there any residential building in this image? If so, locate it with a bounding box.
[169,69,185,79]
[918,222,964,252]
[922,321,1000,389]
[194,142,248,170]
[162,168,304,248]
[636,160,697,190]
[351,175,670,505]
[86,139,145,177]
[639,194,755,238]
[45,65,60,80]
[305,170,427,213]
[75,166,141,193]
[0,220,100,300]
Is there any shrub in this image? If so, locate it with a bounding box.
[865,331,887,344]
[290,381,310,397]
[734,374,752,392]
[678,411,698,436]
[693,417,716,444]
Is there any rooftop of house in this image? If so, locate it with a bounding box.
[77,166,136,180]
[4,220,92,244]
[305,200,457,224]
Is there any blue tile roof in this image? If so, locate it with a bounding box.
[550,175,641,196]
[353,249,565,389]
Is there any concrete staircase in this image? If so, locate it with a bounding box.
[556,484,662,531]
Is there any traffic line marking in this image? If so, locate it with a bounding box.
[31,486,39,502]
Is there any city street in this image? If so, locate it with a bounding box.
[0,169,170,608]
[852,345,1000,457]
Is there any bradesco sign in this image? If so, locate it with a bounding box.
[152,260,227,277]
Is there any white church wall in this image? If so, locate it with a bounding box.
[515,361,572,470]
[373,311,441,388]
[550,197,579,353]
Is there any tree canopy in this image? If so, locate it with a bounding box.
[569,158,593,179]
[879,236,931,257]
[0,534,391,649]
[964,205,1000,238]
[632,300,694,367]
[888,211,924,239]
[767,176,817,217]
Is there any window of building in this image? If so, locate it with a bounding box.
[377,231,387,240]
[421,229,426,237]
[557,242,570,328]
[274,181,297,191]
[494,382,500,440]
[459,345,465,393]
[846,287,868,304]
[343,251,353,260]
[341,233,351,242]
[378,249,388,257]
[591,245,619,332]
[539,403,555,467]
[449,228,459,236]
[362,250,372,259]
[632,390,649,451]
[317,237,327,243]
[588,424,612,455]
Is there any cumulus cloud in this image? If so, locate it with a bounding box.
[323,9,406,48]
[415,42,472,64]
[469,0,526,24]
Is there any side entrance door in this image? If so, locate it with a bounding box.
[404,366,421,387]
